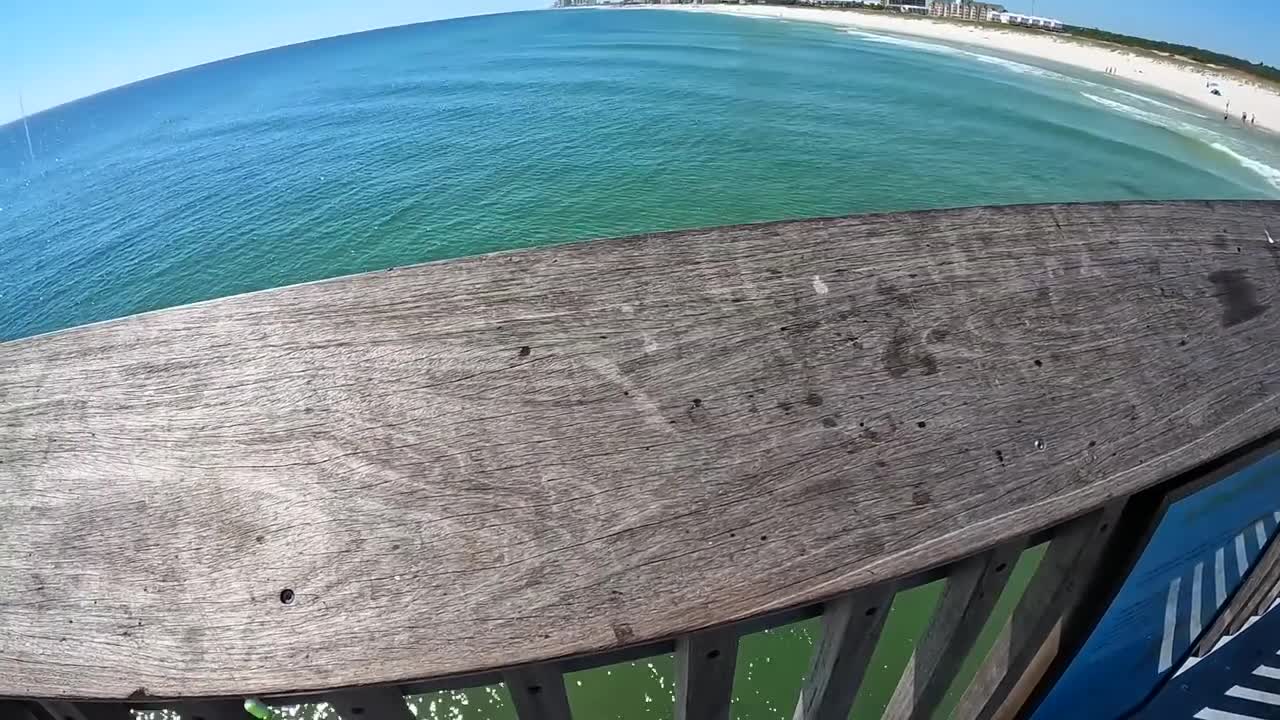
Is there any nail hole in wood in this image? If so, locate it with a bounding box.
[351,708,365,716]
[996,563,1008,573]
[917,421,927,428]
[518,346,531,357]
[1034,439,1045,451]
[760,535,768,541]
[280,588,295,605]
[1034,359,1043,367]
[707,649,721,659]
[529,685,542,695]
[1088,440,1096,447]
[1100,523,1110,532]
[865,606,878,616]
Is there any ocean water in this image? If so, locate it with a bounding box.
[2,8,1279,345]
[2,8,1279,720]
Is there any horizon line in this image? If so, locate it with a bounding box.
[0,7,547,128]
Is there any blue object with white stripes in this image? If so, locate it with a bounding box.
[1136,604,1280,719]
[1033,452,1280,720]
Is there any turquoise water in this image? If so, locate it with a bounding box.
[3,9,1280,719]
[1,8,1278,344]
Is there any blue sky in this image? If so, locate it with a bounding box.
[1,1,541,122]
[2,0,1277,124]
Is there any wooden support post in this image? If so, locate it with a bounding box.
[793,585,896,720]
[1,701,43,720]
[326,688,415,720]
[35,702,133,720]
[882,543,1024,720]
[1197,528,1280,653]
[951,504,1125,720]
[168,700,248,719]
[504,664,572,720]
[675,627,739,720]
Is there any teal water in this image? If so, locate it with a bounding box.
[2,8,1278,344]
[3,9,1280,720]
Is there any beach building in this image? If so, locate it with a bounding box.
[797,0,887,7]
[930,1,1006,21]
[987,10,1065,31]
[886,0,929,15]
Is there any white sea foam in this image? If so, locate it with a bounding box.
[1111,88,1207,118]
[844,29,1074,83]
[1211,143,1280,191]
[1081,93,1280,192]
[1081,93,1176,129]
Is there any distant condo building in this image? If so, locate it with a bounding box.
[929,1,1005,22]
[553,0,711,6]
[987,10,1065,31]
[885,0,929,15]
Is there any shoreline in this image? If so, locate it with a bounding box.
[639,4,1280,136]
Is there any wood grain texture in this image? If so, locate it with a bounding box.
[883,544,1023,720]
[792,586,895,720]
[503,665,571,720]
[951,504,1124,720]
[325,688,414,720]
[2,201,1280,699]
[1263,570,1280,615]
[675,629,739,720]
[993,622,1059,720]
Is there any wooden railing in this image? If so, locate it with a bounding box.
[2,201,1279,720]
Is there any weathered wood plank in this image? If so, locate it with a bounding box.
[950,504,1124,720]
[792,585,895,720]
[325,688,414,720]
[503,665,572,720]
[1197,529,1280,653]
[882,543,1023,720]
[674,628,739,720]
[2,201,1280,698]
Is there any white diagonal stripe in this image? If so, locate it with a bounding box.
[1217,547,1228,607]
[1253,665,1280,680]
[1226,685,1280,706]
[1237,534,1250,576]
[1191,562,1204,638]
[1195,709,1266,720]
[1257,520,1268,549]
[1160,576,1180,672]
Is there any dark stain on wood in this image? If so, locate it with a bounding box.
[882,326,940,378]
[612,623,635,644]
[883,328,914,379]
[1207,269,1267,327]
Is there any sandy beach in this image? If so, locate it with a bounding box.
[647,4,1280,135]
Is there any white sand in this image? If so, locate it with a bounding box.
[647,4,1280,135]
